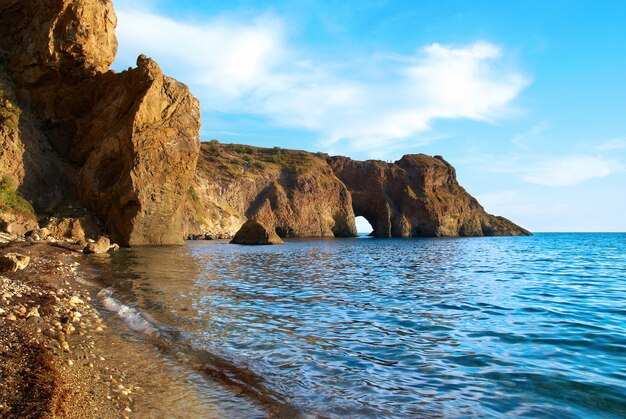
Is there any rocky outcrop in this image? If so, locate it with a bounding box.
[185,144,529,239]
[43,217,85,242]
[185,144,357,239]
[230,220,283,245]
[0,0,200,246]
[329,154,530,237]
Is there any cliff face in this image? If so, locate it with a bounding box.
[0,0,527,244]
[0,0,200,245]
[185,144,357,239]
[329,154,530,237]
[185,144,529,239]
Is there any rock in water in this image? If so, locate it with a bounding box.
[329,154,531,237]
[0,253,30,272]
[230,220,283,245]
[83,237,111,254]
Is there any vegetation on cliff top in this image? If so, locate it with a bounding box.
[199,140,328,180]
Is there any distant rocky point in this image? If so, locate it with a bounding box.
[185,143,530,239]
[0,0,530,246]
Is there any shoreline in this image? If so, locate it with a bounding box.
[0,240,134,417]
[0,240,241,418]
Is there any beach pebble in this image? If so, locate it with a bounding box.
[26,306,40,318]
[68,360,74,366]
[69,296,84,307]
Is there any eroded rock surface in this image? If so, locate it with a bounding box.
[0,0,200,245]
[185,144,356,239]
[230,220,283,245]
[329,154,531,237]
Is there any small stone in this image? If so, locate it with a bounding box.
[124,407,132,413]
[0,308,5,315]
[61,341,70,351]
[26,306,40,318]
[68,360,74,366]
[0,253,30,272]
[6,313,17,321]
[69,296,84,307]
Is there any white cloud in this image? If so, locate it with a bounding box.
[476,190,570,217]
[480,155,622,187]
[597,138,626,151]
[519,156,621,186]
[113,7,528,154]
[511,121,548,149]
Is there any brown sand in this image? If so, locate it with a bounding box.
[0,241,231,418]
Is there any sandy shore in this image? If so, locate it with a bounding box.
[0,241,139,417]
[0,240,236,418]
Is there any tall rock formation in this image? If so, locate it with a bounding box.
[185,144,529,239]
[329,154,530,237]
[0,0,200,245]
[185,144,357,239]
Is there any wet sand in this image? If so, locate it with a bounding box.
[0,240,253,418]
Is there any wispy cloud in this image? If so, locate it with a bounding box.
[113,7,528,155]
[596,138,626,151]
[476,190,570,217]
[511,121,548,149]
[479,155,622,187]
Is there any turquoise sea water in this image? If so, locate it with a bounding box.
[83,233,626,417]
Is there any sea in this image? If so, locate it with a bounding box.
[79,233,626,418]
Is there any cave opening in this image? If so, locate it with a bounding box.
[355,216,373,235]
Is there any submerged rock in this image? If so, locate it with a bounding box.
[0,253,30,272]
[83,237,111,254]
[230,220,283,245]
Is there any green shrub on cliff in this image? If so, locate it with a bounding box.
[0,176,34,215]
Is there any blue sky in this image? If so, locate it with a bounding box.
[112,0,626,232]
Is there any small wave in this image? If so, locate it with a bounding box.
[97,288,160,336]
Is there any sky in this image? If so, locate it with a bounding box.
[111,0,626,232]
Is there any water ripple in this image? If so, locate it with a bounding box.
[85,233,626,418]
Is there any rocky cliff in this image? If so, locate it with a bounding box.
[0,0,200,245]
[0,0,528,245]
[185,143,530,239]
[184,143,357,239]
[329,154,530,237]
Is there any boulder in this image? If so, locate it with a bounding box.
[0,253,30,272]
[83,236,111,254]
[0,210,38,237]
[230,220,283,245]
[44,217,86,242]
